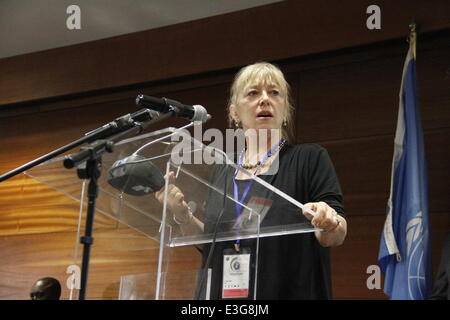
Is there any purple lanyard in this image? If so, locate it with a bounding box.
[233,138,284,218]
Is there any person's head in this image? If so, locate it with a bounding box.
[228,62,295,143]
[30,277,61,300]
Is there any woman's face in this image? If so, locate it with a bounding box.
[230,80,286,133]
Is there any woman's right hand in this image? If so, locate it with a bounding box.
[154,171,192,224]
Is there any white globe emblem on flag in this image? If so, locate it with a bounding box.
[406,211,426,299]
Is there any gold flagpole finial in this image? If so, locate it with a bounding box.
[408,21,417,59]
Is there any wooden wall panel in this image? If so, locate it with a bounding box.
[0,229,157,300]
[0,176,121,236]
[331,213,449,299]
[1,0,450,105]
[0,225,202,300]
[297,38,450,142]
[322,129,450,216]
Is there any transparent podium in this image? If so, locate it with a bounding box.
[24,126,317,300]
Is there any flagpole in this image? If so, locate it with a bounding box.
[409,22,417,59]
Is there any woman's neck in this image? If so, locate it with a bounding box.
[244,129,283,164]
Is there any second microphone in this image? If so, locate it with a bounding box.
[136,94,211,123]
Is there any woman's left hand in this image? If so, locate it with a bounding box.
[302,201,340,233]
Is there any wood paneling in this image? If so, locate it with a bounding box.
[0,228,159,300]
[322,129,450,216]
[0,175,121,236]
[1,0,450,105]
[297,39,450,142]
[0,223,203,300]
[332,213,450,299]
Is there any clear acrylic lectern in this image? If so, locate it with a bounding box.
[23,125,317,300]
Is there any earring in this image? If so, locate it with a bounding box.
[283,120,287,127]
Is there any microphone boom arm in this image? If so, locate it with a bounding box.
[0,108,158,182]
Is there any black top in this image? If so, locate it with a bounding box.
[429,232,450,300]
[198,143,344,300]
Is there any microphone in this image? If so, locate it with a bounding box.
[129,108,161,123]
[107,154,165,196]
[83,109,160,137]
[135,94,211,123]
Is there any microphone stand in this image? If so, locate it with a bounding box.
[0,109,157,182]
[63,112,173,300]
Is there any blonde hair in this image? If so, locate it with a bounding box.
[227,62,295,143]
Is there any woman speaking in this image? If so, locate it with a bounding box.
[156,62,347,299]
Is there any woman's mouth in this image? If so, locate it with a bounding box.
[257,111,273,118]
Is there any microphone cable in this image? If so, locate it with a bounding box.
[194,164,230,300]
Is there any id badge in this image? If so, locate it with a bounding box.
[222,247,251,299]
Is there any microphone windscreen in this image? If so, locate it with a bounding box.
[107,154,165,196]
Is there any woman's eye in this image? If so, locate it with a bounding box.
[248,90,258,96]
[271,90,279,96]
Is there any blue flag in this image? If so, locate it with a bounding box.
[378,40,431,300]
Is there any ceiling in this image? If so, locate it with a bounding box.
[0,0,281,59]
